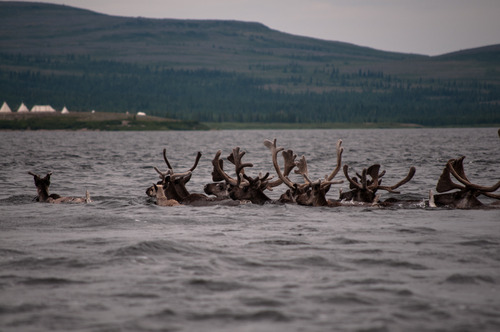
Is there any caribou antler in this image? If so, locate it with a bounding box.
[190,151,202,172]
[163,148,201,173]
[266,148,297,189]
[342,163,415,202]
[325,139,344,181]
[295,144,344,189]
[154,166,190,181]
[264,139,296,189]
[212,146,273,204]
[294,155,313,185]
[211,158,226,182]
[445,157,500,193]
[343,165,364,191]
[211,147,254,187]
[431,156,500,208]
[242,172,271,192]
[162,148,174,170]
[366,164,384,190]
[230,147,254,182]
[154,166,169,181]
[212,150,239,186]
[378,167,416,193]
[436,161,465,193]
[265,138,344,206]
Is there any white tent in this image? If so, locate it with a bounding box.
[0,102,12,113]
[31,105,56,113]
[17,103,29,113]
[61,106,69,114]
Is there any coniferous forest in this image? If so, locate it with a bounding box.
[1,2,499,127]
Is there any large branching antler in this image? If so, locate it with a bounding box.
[294,155,313,185]
[211,158,226,182]
[212,147,254,187]
[366,164,384,190]
[445,156,500,193]
[295,155,343,191]
[160,149,201,179]
[266,148,297,189]
[436,163,465,193]
[325,139,344,181]
[343,163,415,198]
[229,147,253,184]
[264,139,297,189]
[242,172,271,192]
[154,166,190,181]
[164,149,202,172]
[212,150,239,186]
[343,165,365,191]
[378,167,416,193]
[434,156,500,204]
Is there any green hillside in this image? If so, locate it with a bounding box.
[1,1,499,127]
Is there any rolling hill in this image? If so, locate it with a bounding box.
[1,1,499,126]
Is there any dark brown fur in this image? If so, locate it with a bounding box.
[29,172,90,204]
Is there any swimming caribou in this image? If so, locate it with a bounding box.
[28,135,498,210]
[143,137,499,209]
[147,148,239,206]
[28,172,91,203]
[264,138,344,206]
[340,163,416,204]
[210,147,274,204]
[429,156,500,209]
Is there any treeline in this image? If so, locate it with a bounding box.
[1,53,499,126]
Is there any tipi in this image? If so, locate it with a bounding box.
[31,105,56,113]
[17,103,29,113]
[61,106,69,114]
[0,102,12,113]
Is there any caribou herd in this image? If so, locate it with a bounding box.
[29,136,500,209]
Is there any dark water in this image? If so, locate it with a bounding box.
[1,128,499,332]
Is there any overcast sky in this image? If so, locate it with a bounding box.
[8,0,500,55]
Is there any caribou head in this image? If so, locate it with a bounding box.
[429,156,500,209]
[211,147,272,204]
[340,163,416,203]
[264,138,344,206]
[149,182,181,206]
[146,148,201,202]
[28,171,90,203]
[203,181,230,199]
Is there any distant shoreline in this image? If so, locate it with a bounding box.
[0,112,207,131]
[0,112,498,131]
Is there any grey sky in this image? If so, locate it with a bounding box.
[7,0,500,55]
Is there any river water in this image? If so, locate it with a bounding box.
[0,128,499,332]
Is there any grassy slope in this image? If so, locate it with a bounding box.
[0,2,499,128]
[3,2,487,80]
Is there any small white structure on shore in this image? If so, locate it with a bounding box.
[137,112,146,116]
[0,102,12,113]
[61,106,70,114]
[31,105,56,113]
[17,103,29,113]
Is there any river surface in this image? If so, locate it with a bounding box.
[1,128,499,332]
